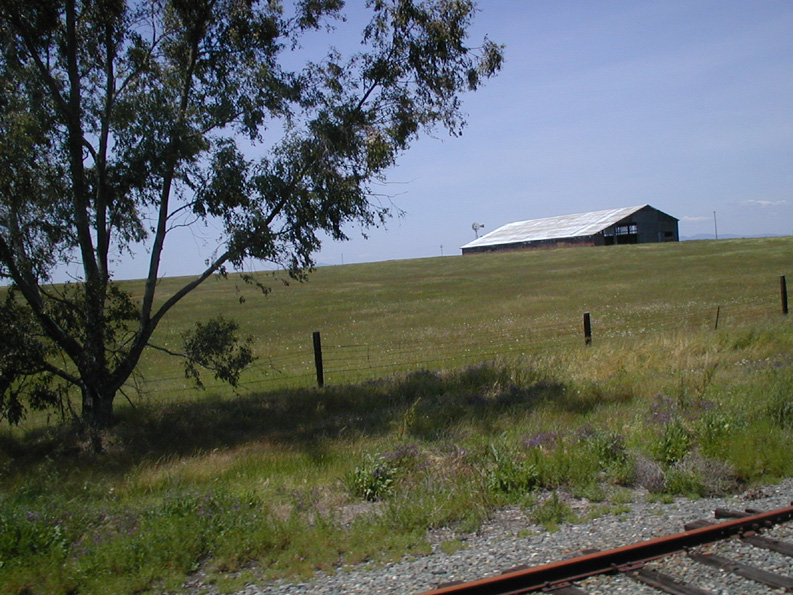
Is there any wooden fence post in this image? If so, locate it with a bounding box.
[583,312,592,346]
[781,275,789,316]
[313,331,324,388]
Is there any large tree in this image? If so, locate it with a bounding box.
[0,0,502,429]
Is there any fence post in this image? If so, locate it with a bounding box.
[583,312,592,346]
[714,306,721,330]
[781,275,789,316]
[313,331,324,388]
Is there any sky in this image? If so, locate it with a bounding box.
[99,1,793,279]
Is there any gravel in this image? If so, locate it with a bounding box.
[184,479,793,595]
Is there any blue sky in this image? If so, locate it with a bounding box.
[117,1,793,279]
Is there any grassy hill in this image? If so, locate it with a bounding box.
[2,237,793,594]
[126,236,790,400]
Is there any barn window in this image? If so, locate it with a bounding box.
[615,224,638,236]
[613,223,638,244]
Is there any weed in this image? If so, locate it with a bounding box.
[0,508,70,567]
[439,539,467,555]
[397,398,422,440]
[609,504,631,516]
[529,493,578,532]
[608,488,635,506]
[649,416,692,466]
[646,493,675,504]
[766,382,793,429]
[696,408,739,456]
[664,467,704,497]
[486,441,538,496]
[345,454,396,501]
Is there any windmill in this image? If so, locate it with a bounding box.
[472,222,485,238]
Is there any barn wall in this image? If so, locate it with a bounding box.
[461,236,597,254]
[602,206,679,245]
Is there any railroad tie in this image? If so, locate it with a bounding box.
[542,583,589,594]
[629,568,715,595]
[688,552,793,591]
[740,533,793,557]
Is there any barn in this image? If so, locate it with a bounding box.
[460,205,679,255]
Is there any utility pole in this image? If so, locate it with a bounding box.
[713,211,718,240]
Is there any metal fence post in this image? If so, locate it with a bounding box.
[583,312,592,346]
[313,331,324,387]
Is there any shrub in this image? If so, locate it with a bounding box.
[633,455,666,493]
[669,451,739,497]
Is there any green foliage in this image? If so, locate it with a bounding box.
[0,292,65,424]
[481,427,632,500]
[766,381,793,429]
[529,493,578,532]
[650,417,692,466]
[695,408,742,457]
[182,316,255,388]
[486,441,538,495]
[664,466,706,497]
[345,454,397,501]
[0,509,69,568]
[718,419,793,481]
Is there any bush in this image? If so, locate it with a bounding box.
[668,452,739,497]
[633,455,666,493]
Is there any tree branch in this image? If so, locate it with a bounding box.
[64,0,101,288]
[40,360,83,387]
[0,236,85,362]
[3,8,71,118]
[140,34,201,327]
[146,342,186,358]
[94,19,118,283]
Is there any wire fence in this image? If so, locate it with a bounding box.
[134,286,789,402]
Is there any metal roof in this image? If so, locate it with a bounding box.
[461,205,651,250]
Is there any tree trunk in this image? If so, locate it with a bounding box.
[81,384,116,430]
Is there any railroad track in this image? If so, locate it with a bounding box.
[415,504,793,595]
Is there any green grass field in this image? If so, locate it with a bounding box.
[121,236,791,400]
[2,237,793,594]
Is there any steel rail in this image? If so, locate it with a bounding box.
[414,503,793,595]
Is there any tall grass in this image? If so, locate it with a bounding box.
[2,238,793,594]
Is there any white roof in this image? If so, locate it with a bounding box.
[461,205,650,250]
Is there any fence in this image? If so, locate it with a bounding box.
[134,276,790,400]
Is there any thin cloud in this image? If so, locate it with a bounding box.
[739,200,789,208]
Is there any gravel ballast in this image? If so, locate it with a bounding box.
[186,479,793,595]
